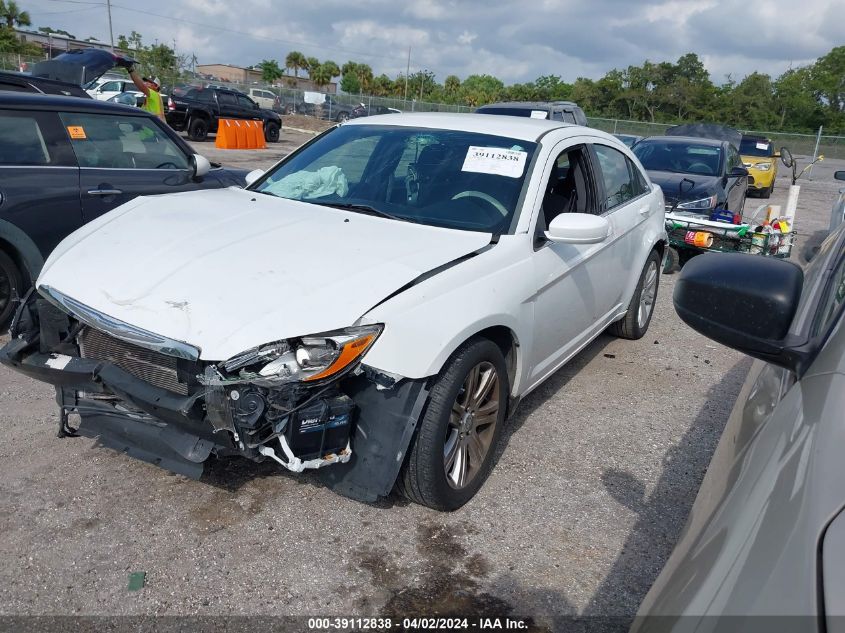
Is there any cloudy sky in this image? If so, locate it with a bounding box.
[24,0,845,84]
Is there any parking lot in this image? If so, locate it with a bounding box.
[1,129,841,629]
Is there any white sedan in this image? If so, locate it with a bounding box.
[1,113,666,510]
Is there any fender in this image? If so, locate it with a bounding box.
[0,218,45,281]
[361,236,534,396]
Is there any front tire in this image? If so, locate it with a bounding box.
[397,338,508,511]
[609,249,661,340]
[0,250,23,330]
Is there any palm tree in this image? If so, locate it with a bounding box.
[321,60,340,84]
[259,59,283,84]
[305,56,320,78]
[310,63,331,89]
[0,0,31,28]
[284,50,306,78]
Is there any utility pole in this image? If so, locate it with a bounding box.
[106,0,114,51]
[403,46,410,102]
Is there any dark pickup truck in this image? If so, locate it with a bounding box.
[166,87,282,142]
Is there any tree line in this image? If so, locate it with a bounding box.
[259,47,844,134]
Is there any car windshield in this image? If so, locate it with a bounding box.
[739,138,773,158]
[253,124,538,233]
[633,140,722,176]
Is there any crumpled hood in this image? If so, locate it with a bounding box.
[647,170,722,205]
[38,188,492,360]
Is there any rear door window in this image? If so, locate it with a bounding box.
[59,112,189,170]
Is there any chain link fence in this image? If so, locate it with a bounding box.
[0,52,47,72]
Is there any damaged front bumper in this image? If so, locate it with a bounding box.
[1,294,429,502]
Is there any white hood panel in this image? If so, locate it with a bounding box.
[39,188,491,360]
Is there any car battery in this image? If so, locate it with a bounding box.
[285,394,354,461]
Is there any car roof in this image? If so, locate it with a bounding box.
[0,91,148,115]
[477,101,580,110]
[637,135,725,148]
[343,112,589,142]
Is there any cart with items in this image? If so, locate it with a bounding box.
[663,204,796,273]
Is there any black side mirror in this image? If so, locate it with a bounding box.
[674,253,806,372]
[780,147,794,168]
[729,166,749,178]
[835,171,845,182]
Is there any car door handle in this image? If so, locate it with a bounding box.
[638,206,650,216]
[87,189,122,196]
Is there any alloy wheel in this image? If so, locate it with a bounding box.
[444,361,500,489]
[638,260,658,328]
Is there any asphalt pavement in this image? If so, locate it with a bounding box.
[0,138,841,631]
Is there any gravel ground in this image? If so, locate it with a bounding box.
[0,146,841,630]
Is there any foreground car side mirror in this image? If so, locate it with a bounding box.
[780,147,794,168]
[545,213,609,244]
[191,154,210,179]
[729,166,749,178]
[245,169,265,187]
[835,171,845,182]
[674,253,805,372]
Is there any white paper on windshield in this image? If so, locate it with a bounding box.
[530,110,548,119]
[756,142,769,150]
[462,146,528,178]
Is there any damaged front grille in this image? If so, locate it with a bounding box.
[78,327,189,396]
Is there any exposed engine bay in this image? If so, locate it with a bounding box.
[2,290,425,501]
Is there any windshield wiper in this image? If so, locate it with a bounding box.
[311,202,416,223]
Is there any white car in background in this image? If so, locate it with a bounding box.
[248,87,281,111]
[1,113,666,511]
[85,75,132,101]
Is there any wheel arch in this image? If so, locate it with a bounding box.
[0,219,44,284]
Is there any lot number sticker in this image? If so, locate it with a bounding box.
[67,126,87,140]
[756,142,769,150]
[462,146,528,178]
[530,110,548,119]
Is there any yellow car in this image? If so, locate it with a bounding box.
[740,135,778,198]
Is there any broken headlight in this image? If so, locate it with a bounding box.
[222,324,383,384]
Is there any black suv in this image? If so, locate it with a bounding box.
[0,93,248,327]
[166,87,282,142]
[475,101,588,126]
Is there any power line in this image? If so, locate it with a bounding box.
[109,3,403,63]
[37,0,440,77]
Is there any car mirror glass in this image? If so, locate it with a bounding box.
[780,147,794,168]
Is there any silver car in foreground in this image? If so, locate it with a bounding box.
[631,226,845,632]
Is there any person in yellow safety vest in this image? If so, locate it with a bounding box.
[125,66,165,122]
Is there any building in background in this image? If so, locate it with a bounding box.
[197,63,337,93]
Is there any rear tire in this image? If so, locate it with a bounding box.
[609,249,661,340]
[187,117,209,142]
[662,246,680,274]
[0,250,23,330]
[397,338,508,511]
[264,122,280,143]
